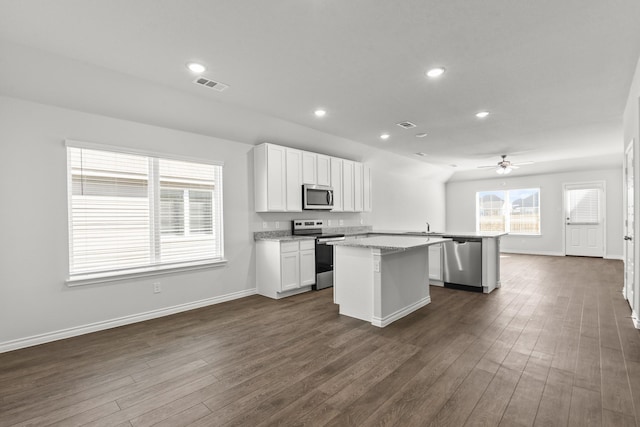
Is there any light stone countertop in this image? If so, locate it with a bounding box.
[372,230,508,238]
[328,235,451,250]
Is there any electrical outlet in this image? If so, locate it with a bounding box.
[339,219,344,226]
[360,218,364,225]
[373,260,380,273]
[275,221,280,229]
[262,222,268,229]
[153,282,161,294]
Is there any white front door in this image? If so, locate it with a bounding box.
[625,142,635,309]
[564,183,605,257]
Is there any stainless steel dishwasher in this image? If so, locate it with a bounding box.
[443,237,483,292]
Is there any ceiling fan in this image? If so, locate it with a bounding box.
[477,155,534,175]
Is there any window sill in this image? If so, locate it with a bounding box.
[66,259,228,287]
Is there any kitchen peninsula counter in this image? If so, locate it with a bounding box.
[329,235,450,327]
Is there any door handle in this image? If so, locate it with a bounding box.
[624,236,633,241]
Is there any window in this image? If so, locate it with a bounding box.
[476,188,540,234]
[67,144,224,281]
[567,188,600,224]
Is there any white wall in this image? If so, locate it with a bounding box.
[0,96,256,349]
[446,168,623,259]
[0,96,448,350]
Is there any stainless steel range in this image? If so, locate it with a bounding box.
[292,219,345,290]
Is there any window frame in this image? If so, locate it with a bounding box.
[65,140,226,286]
[476,188,542,236]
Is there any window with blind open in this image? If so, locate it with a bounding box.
[67,144,224,282]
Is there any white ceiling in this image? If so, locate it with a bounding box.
[1,0,639,179]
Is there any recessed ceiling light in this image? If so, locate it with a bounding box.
[475,111,490,118]
[380,133,390,140]
[426,67,445,78]
[186,62,206,73]
[415,133,428,138]
[314,109,327,117]
[415,152,427,157]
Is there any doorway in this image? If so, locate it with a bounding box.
[625,141,635,310]
[564,182,605,257]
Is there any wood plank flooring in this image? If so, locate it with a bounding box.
[1,254,639,426]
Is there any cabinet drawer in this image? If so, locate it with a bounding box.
[281,241,299,253]
[299,240,315,251]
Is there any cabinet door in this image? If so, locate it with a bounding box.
[363,164,372,212]
[354,162,363,212]
[285,148,302,211]
[300,249,316,287]
[317,155,331,186]
[266,144,286,211]
[281,251,300,291]
[302,152,317,184]
[330,157,343,212]
[429,244,442,281]
[343,160,355,212]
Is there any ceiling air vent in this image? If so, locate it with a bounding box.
[396,121,416,129]
[193,77,229,92]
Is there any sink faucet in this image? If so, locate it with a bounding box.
[426,222,430,233]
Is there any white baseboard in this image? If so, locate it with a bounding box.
[500,249,565,257]
[0,288,257,354]
[371,296,431,328]
[633,310,640,329]
[605,255,624,261]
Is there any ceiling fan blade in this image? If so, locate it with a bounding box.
[510,165,520,169]
[512,161,534,166]
[477,165,498,169]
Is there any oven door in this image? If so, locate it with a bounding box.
[314,236,344,290]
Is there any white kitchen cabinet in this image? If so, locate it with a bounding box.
[300,246,316,287]
[363,163,372,212]
[280,249,300,292]
[354,162,363,212]
[254,143,302,212]
[255,143,370,213]
[303,152,331,186]
[343,160,355,212]
[330,157,343,212]
[285,148,302,211]
[256,239,316,299]
[317,154,331,186]
[429,244,443,282]
[302,152,317,184]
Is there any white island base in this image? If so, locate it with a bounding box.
[333,240,445,327]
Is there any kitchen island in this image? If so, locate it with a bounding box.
[329,235,450,327]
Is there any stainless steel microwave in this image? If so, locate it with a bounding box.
[302,184,334,210]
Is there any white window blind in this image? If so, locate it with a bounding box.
[568,188,600,224]
[67,145,223,279]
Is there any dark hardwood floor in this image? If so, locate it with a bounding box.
[1,254,639,426]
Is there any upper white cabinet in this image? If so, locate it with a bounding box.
[317,155,331,186]
[363,163,372,212]
[354,162,363,212]
[254,143,302,212]
[285,148,303,211]
[342,160,355,212]
[302,152,331,186]
[302,152,317,184]
[330,157,344,211]
[254,143,371,213]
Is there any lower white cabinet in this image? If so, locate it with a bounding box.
[429,244,443,282]
[257,239,316,299]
